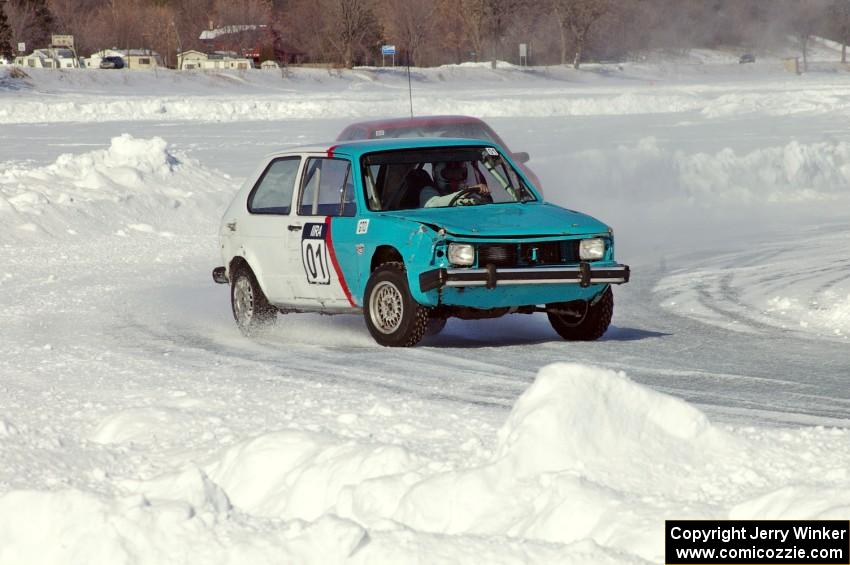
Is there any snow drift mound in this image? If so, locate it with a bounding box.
[0,67,32,92]
[0,134,234,240]
[556,137,850,213]
[0,488,369,565]
[4,363,849,564]
[389,363,742,559]
[495,363,724,476]
[204,430,422,521]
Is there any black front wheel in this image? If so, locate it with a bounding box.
[363,262,429,347]
[547,287,613,341]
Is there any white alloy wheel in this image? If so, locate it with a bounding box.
[369,280,404,334]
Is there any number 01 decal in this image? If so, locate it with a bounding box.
[301,222,331,285]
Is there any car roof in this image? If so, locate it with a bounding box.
[341,115,486,131]
[266,137,504,160]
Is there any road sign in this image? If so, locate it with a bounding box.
[381,45,396,67]
[51,35,74,49]
[17,42,25,53]
[519,43,528,66]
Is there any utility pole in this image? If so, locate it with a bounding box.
[172,20,183,70]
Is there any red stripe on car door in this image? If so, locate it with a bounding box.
[324,216,356,307]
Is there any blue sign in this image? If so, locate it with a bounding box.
[381,45,396,56]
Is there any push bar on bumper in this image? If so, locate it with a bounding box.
[419,263,630,292]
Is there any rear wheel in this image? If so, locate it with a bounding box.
[231,267,276,335]
[364,262,429,347]
[547,287,613,341]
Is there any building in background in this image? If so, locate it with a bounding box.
[85,49,163,69]
[199,24,266,65]
[198,24,304,66]
[177,50,254,70]
[14,48,79,69]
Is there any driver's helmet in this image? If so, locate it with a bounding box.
[433,161,468,193]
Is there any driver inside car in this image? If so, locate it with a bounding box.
[419,161,490,208]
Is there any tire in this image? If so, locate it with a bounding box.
[230,266,277,335]
[547,287,613,341]
[424,317,447,337]
[363,262,429,347]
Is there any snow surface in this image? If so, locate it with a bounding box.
[1,60,849,564]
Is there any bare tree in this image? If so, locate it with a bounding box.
[453,0,487,61]
[767,0,831,72]
[830,0,850,62]
[378,0,435,66]
[486,0,526,67]
[551,0,610,68]
[5,1,37,49]
[323,0,381,67]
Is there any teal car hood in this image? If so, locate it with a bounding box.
[383,202,609,238]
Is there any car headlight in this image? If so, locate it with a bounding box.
[579,238,606,261]
[447,243,475,266]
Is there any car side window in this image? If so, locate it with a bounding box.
[298,158,356,217]
[248,157,301,215]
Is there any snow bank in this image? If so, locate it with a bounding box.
[0,488,369,565]
[3,363,849,564]
[3,64,850,124]
[495,363,723,474]
[387,364,742,559]
[205,430,421,520]
[0,134,233,240]
[0,90,708,124]
[560,137,850,208]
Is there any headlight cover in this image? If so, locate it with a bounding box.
[579,238,606,261]
[447,243,475,266]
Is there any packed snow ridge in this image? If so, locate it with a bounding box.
[2,64,850,124]
[2,364,848,564]
[0,134,233,241]
[565,137,850,207]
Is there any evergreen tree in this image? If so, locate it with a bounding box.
[0,1,14,60]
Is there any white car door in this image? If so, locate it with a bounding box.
[235,155,303,305]
[286,155,357,309]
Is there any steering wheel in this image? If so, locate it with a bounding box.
[448,187,493,207]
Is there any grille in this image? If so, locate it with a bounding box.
[476,240,582,267]
[562,240,581,262]
[478,244,517,267]
[520,242,561,265]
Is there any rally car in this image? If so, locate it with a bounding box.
[212,137,629,347]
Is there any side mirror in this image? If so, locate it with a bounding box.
[512,151,530,164]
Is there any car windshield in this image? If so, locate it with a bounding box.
[371,122,498,143]
[361,146,536,211]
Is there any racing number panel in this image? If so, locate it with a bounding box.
[301,222,331,285]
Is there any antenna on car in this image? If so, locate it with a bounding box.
[407,53,414,118]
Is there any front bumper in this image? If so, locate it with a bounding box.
[420,262,630,292]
